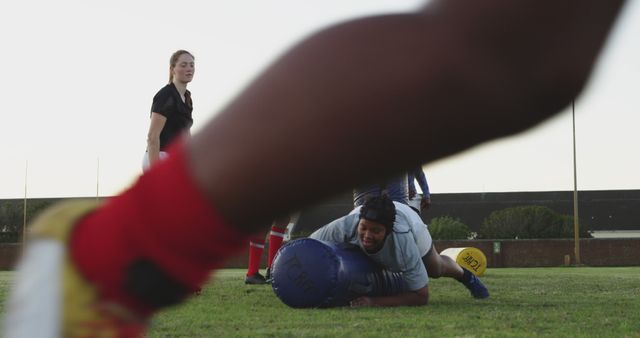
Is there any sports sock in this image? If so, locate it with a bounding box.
[267,226,287,268]
[458,268,473,283]
[246,238,265,276]
[70,142,252,315]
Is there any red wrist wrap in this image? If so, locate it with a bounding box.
[71,142,250,314]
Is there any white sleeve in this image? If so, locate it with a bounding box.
[394,202,432,258]
[309,214,358,243]
[397,234,429,290]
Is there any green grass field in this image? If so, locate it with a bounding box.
[1,267,639,337]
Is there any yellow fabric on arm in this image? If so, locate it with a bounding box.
[28,200,143,338]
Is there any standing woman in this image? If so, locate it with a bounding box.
[144,50,195,171]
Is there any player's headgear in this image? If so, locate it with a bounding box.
[359,194,395,234]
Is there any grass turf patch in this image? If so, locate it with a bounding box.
[0,267,638,337]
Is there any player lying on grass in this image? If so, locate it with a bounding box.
[3,0,625,337]
[310,195,488,307]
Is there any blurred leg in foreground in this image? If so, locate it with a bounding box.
[3,1,625,337]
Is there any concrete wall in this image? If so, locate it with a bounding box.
[2,239,638,270]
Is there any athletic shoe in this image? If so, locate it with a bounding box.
[2,201,147,338]
[265,267,272,283]
[244,272,267,285]
[462,269,490,299]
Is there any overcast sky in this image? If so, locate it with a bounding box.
[1,0,639,199]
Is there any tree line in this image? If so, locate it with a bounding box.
[429,205,591,240]
[1,200,590,243]
[0,199,58,242]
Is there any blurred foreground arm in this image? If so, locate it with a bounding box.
[2,3,627,335]
[189,0,625,231]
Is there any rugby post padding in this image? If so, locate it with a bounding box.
[270,238,406,308]
[440,247,487,276]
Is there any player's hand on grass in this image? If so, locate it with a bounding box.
[350,296,374,307]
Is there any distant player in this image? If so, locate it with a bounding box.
[143,50,195,171]
[353,174,409,207]
[245,216,290,284]
[408,167,431,214]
